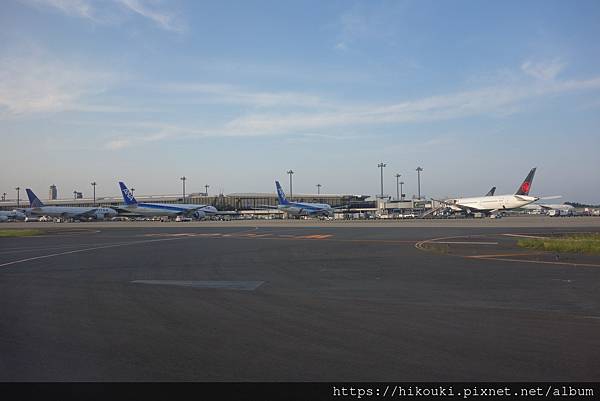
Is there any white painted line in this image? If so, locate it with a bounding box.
[432,241,499,245]
[0,237,187,269]
[482,257,600,268]
[131,280,264,291]
[503,234,548,239]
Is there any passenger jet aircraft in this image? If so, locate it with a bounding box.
[0,210,26,222]
[274,181,334,217]
[25,189,117,220]
[435,168,544,216]
[114,182,217,219]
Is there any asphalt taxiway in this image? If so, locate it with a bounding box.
[1,218,599,380]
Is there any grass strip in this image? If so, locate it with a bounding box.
[0,229,45,238]
[517,233,600,254]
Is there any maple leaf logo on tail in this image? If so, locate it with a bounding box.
[515,168,536,195]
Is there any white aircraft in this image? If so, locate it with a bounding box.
[25,189,118,220]
[522,203,573,214]
[0,210,26,222]
[485,187,496,196]
[114,182,218,219]
[273,181,334,217]
[435,168,545,216]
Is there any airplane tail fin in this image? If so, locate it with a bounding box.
[275,181,289,205]
[515,168,536,195]
[26,189,44,208]
[485,186,496,196]
[119,182,138,205]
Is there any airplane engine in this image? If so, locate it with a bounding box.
[193,211,206,220]
[0,216,8,222]
[94,211,107,220]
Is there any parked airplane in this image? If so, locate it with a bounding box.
[434,168,544,216]
[114,182,217,219]
[421,186,497,217]
[25,189,117,220]
[522,202,573,214]
[485,187,496,196]
[273,181,334,217]
[0,210,26,222]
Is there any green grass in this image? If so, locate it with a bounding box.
[0,229,45,238]
[517,233,600,254]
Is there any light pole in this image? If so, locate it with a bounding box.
[15,187,20,207]
[130,188,135,197]
[416,167,423,199]
[395,174,401,200]
[91,182,96,205]
[377,163,386,198]
[205,184,210,196]
[180,176,186,203]
[2,192,6,201]
[400,181,404,200]
[73,190,77,200]
[316,184,321,195]
[287,170,294,198]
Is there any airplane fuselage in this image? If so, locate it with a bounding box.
[278,202,333,217]
[117,203,217,218]
[27,206,117,219]
[448,194,539,213]
[0,210,26,221]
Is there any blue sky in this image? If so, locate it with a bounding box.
[1,0,599,202]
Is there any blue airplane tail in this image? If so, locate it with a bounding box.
[26,189,44,208]
[275,181,289,205]
[119,182,138,205]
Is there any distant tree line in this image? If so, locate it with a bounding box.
[566,202,600,208]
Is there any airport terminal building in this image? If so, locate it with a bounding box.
[0,192,370,211]
[0,190,440,218]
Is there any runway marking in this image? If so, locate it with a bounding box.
[0,241,159,255]
[416,232,600,268]
[414,235,466,250]
[0,237,190,269]
[131,280,264,291]
[467,252,544,259]
[503,233,549,239]
[433,241,499,245]
[0,228,101,239]
[478,257,600,268]
[295,234,333,239]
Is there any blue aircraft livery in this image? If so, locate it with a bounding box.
[115,181,218,219]
[274,181,333,217]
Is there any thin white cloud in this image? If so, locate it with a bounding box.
[157,83,332,109]
[102,71,600,149]
[521,59,565,81]
[23,0,96,19]
[0,52,114,118]
[106,138,131,150]
[21,0,184,32]
[221,75,600,135]
[114,0,184,32]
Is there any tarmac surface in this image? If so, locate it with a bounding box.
[1,216,600,381]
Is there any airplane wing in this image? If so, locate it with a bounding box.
[210,211,240,216]
[430,198,475,213]
[70,208,105,218]
[110,205,148,217]
[254,205,280,210]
